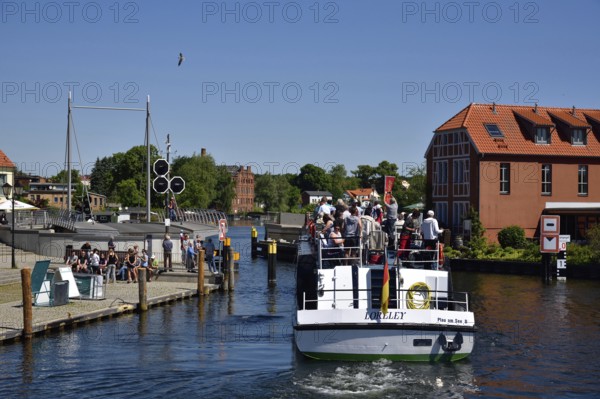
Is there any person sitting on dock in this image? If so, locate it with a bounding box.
[89,248,101,275]
[66,250,79,272]
[125,247,139,283]
[77,250,89,273]
[138,249,153,282]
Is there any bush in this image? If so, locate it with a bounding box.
[498,225,527,249]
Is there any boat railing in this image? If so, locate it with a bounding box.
[301,289,469,312]
[395,242,442,270]
[316,233,362,269]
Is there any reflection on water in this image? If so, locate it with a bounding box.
[1,226,600,398]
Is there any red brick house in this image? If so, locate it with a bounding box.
[0,150,16,200]
[425,103,600,242]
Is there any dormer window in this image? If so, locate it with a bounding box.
[535,127,550,144]
[572,129,586,145]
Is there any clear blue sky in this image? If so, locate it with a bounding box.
[2,0,599,178]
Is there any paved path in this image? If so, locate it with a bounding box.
[0,243,219,343]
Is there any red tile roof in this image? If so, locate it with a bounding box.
[434,103,600,157]
[0,150,15,169]
[346,188,374,198]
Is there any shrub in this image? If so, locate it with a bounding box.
[498,225,527,249]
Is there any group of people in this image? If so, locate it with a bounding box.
[66,241,159,284]
[171,232,217,274]
[312,194,444,264]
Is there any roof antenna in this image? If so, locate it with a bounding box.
[534,103,538,114]
[492,102,497,114]
[572,106,576,116]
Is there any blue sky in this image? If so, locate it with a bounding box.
[2,0,600,178]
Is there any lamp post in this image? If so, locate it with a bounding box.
[3,182,23,269]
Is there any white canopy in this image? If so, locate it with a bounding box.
[0,200,38,211]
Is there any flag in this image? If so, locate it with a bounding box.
[381,252,390,315]
[384,176,396,204]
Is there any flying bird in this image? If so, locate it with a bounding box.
[178,52,185,66]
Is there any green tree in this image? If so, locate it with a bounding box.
[116,179,145,207]
[295,164,331,192]
[50,169,81,184]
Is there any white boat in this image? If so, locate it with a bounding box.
[293,232,476,362]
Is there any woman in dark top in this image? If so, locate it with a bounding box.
[125,248,138,283]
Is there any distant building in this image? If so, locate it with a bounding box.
[343,188,380,205]
[426,103,600,242]
[28,182,106,212]
[301,191,333,206]
[0,150,16,200]
[226,165,255,214]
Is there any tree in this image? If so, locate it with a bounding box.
[50,169,81,184]
[116,179,145,207]
[295,164,331,192]
[255,173,293,212]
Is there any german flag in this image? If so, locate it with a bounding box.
[381,253,390,315]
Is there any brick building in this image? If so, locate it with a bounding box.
[226,165,255,214]
[425,103,600,242]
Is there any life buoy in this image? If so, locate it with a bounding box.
[406,282,431,310]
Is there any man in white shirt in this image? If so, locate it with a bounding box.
[421,210,443,264]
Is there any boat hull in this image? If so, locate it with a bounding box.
[294,324,474,362]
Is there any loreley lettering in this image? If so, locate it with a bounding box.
[365,311,406,320]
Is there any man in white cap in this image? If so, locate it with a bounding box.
[421,210,443,265]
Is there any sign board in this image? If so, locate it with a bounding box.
[55,267,81,298]
[559,235,570,251]
[153,176,170,194]
[219,218,228,241]
[153,159,169,176]
[170,176,186,194]
[540,235,559,253]
[541,215,560,234]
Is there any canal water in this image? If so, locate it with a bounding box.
[1,225,600,398]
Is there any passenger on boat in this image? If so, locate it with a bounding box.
[326,222,345,264]
[320,213,334,237]
[313,197,331,221]
[344,206,362,259]
[372,200,383,224]
[383,194,398,248]
[398,210,419,260]
[421,210,443,265]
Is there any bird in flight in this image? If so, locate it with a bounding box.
[178,53,185,66]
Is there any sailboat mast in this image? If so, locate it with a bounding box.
[67,92,72,213]
[146,95,151,222]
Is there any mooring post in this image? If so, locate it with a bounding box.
[198,249,205,295]
[251,227,258,259]
[21,268,33,339]
[223,237,230,271]
[138,268,148,312]
[227,246,235,291]
[268,240,277,285]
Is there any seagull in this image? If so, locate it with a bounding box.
[178,52,185,66]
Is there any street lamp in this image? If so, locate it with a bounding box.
[3,182,23,269]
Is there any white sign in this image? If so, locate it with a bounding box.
[541,235,559,253]
[219,218,228,241]
[557,259,567,269]
[541,215,560,234]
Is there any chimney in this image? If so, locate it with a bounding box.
[572,106,576,116]
[247,165,251,173]
[492,102,497,114]
[201,148,206,157]
[534,103,538,114]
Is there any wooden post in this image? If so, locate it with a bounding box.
[227,246,235,291]
[138,268,148,312]
[223,237,231,269]
[251,227,258,259]
[198,249,205,295]
[21,268,33,339]
[268,241,277,285]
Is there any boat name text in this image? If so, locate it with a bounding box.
[365,311,406,320]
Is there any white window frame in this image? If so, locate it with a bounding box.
[432,160,448,197]
[572,129,586,145]
[433,202,448,227]
[453,158,470,197]
[452,201,470,232]
[500,163,510,194]
[535,127,550,144]
[578,165,588,196]
[541,164,552,195]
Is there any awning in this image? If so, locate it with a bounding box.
[544,202,600,213]
[0,200,38,212]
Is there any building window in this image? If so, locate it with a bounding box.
[500,163,510,194]
[433,202,448,226]
[452,201,469,232]
[0,174,6,185]
[535,127,550,144]
[453,159,470,197]
[572,129,586,145]
[578,165,588,196]
[541,164,552,195]
[432,161,448,197]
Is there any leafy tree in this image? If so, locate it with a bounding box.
[328,164,348,200]
[498,225,527,249]
[50,169,81,184]
[116,179,145,206]
[295,164,331,192]
[255,173,293,212]
[212,165,236,212]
